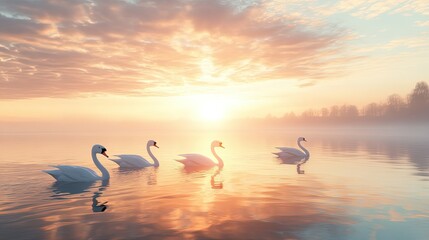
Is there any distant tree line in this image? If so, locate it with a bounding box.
[268,81,429,124]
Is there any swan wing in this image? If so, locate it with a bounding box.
[276,147,298,152]
[275,147,306,157]
[277,155,305,164]
[43,169,63,181]
[51,165,100,182]
[110,154,151,168]
[114,154,145,161]
[176,154,216,167]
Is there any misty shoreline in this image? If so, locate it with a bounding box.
[1,120,428,138]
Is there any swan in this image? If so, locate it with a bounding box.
[43,144,110,182]
[176,140,224,168]
[273,137,310,158]
[110,140,159,168]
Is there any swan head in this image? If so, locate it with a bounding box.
[148,140,159,148]
[211,140,225,148]
[92,144,109,158]
[298,137,307,142]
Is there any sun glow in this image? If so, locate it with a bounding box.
[200,102,225,121]
[195,95,228,122]
[200,98,226,121]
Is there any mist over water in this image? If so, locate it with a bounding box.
[1,128,429,240]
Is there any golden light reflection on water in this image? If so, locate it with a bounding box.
[1,130,429,239]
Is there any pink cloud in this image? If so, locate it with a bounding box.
[0,0,350,99]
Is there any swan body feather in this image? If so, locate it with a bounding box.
[176,140,224,168]
[274,137,310,159]
[44,165,102,182]
[110,140,159,169]
[111,154,153,168]
[176,154,217,167]
[275,147,307,157]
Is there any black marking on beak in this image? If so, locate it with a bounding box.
[101,148,108,157]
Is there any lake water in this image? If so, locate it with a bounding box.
[1,129,429,240]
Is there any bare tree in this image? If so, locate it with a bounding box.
[339,105,359,118]
[408,81,429,117]
[282,112,297,122]
[386,94,405,117]
[363,102,381,117]
[279,81,429,124]
[301,109,316,118]
[321,108,329,117]
[330,105,339,118]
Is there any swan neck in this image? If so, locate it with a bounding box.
[211,145,224,167]
[297,140,310,158]
[92,150,110,180]
[147,144,159,167]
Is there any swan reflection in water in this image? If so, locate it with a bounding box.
[49,180,109,212]
[276,155,310,174]
[296,157,309,174]
[179,162,224,189]
[92,190,108,212]
[116,167,158,185]
[211,167,224,189]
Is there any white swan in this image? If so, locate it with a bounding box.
[274,137,310,158]
[43,144,110,182]
[110,140,159,168]
[176,140,224,168]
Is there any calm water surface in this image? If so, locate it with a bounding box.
[1,130,429,240]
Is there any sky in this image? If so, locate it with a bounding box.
[0,0,428,125]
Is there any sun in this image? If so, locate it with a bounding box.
[200,101,225,121]
[197,95,227,122]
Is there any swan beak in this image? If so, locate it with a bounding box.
[102,151,109,158]
[220,145,225,149]
[154,143,159,148]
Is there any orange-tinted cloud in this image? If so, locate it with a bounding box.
[0,0,349,99]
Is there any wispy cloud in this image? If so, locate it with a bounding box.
[0,0,349,99]
[318,0,429,19]
[416,20,429,27]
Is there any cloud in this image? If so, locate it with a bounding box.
[319,0,429,19]
[416,20,429,27]
[0,0,349,99]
